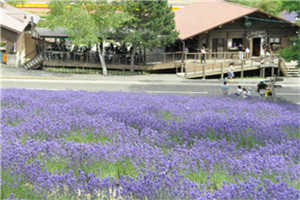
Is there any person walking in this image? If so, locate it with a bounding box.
[200,46,206,64]
[227,63,234,82]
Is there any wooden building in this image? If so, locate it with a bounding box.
[0,1,39,66]
[174,0,299,57]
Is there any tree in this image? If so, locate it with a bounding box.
[45,0,129,76]
[280,0,300,24]
[6,0,27,6]
[226,0,282,15]
[118,0,178,71]
[280,35,300,68]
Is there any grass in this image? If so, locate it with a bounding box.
[44,67,145,75]
[1,170,41,200]
[183,167,235,191]
[44,67,100,74]
[64,130,112,144]
[41,157,138,180]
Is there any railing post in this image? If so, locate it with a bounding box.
[241,60,244,78]
[260,65,265,78]
[202,64,206,79]
[221,62,224,79]
[271,66,275,77]
[163,53,166,63]
[277,58,281,76]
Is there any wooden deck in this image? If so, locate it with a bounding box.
[40,51,288,78]
[179,58,280,79]
[43,60,176,71]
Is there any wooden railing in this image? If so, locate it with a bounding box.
[42,50,243,66]
[181,54,283,78]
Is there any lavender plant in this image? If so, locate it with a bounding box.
[1,89,299,199]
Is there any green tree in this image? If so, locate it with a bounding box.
[118,0,178,71]
[280,35,300,68]
[280,0,300,24]
[45,0,129,75]
[6,0,27,6]
[226,0,282,15]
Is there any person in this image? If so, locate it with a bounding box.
[257,80,267,97]
[221,80,230,96]
[265,84,273,98]
[234,85,243,96]
[200,46,206,64]
[238,44,244,60]
[227,63,234,81]
[245,47,250,59]
[241,87,251,98]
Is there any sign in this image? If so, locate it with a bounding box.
[246,31,267,39]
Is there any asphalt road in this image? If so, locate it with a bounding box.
[1,78,300,104]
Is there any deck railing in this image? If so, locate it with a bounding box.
[42,50,269,71]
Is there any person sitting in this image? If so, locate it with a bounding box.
[242,87,251,98]
[257,80,267,97]
[221,80,230,96]
[234,85,243,96]
[265,85,273,98]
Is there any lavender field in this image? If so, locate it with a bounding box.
[1,89,300,200]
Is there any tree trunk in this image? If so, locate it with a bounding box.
[98,43,107,76]
[143,46,146,65]
[130,46,136,72]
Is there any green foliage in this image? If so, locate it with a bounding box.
[1,170,40,200]
[64,130,112,144]
[280,35,300,67]
[5,0,26,6]
[119,0,178,49]
[227,0,300,17]
[184,168,235,190]
[281,0,300,17]
[46,0,98,46]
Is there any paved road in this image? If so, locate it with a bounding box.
[1,78,300,104]
[1,66,299,104]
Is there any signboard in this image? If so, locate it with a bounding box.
[246,31,267,39]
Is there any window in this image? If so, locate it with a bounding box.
[270,37,281,51]
[232,38,243,47]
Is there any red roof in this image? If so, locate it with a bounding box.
[174,0,257,40]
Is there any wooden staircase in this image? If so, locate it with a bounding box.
[23,53,44,70]
[286,65,300,77]
[177,55,293,79]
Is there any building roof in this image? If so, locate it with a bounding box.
[0,0,40,33]
[174,0,258,40]
[36,27,68,38]
[0,7,27,32]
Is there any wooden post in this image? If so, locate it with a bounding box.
[277,58,281,76]
[202,64,206,79]
[163,53,166,63]
[271,66,275,77]
[221,62,224,79]
[241,60,244,78]
[260,65,265,78]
